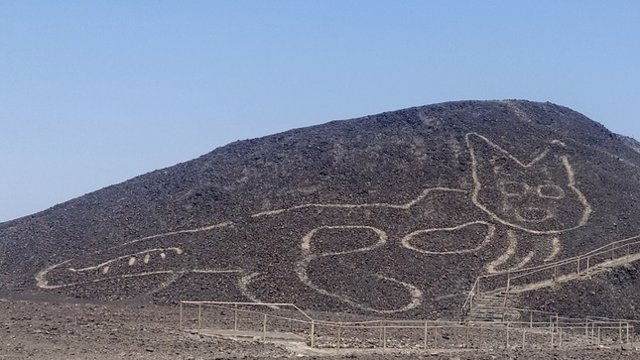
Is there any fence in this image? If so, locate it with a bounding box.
[462,234,640,317]
[179,301,635,351]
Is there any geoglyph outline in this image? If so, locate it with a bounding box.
[296,225,423,314]
[36,132,594,313]
[467,132,593,235]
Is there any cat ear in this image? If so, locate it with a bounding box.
[466,132,553,171]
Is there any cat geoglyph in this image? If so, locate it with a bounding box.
[36,133,592,313]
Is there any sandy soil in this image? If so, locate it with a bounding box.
[0,298,290,359]
[1,298,639,359]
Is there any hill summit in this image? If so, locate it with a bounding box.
[2,100,640,318]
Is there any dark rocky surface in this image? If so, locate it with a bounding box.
[521,262,640,321]
[2,100,640,320]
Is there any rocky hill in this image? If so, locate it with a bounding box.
[1,100,640,319]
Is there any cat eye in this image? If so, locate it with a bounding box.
[498,181,528,196]
[537,184,565,199]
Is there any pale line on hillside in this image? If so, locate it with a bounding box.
[485,231,518,274]
[36,260,240,290]
[513,207,556,224]
[485,235,561,275]
[112,221,233,249]
[296,225,423,313]
[69,247,183,273]
[551,139,567,147]
[301,225,388,255]
[467,132,551,168]
[401,221,495,255]
[146,273,182,296]
[297,261,423,314]
[478,233,640,290]
[36,221,233,289]
[500,100,532,123]
[238,272,280,310]
[191,269,241,274]
[562,156,593,227]
[37,186,466,292]
[544,238,561,262]
[508,251,640,294]
[467,132,592,235]
[37,131,595,312]
[252,188,467,218]
[535,184,565,199]
[36,261,71,289]
[509,251,535,272]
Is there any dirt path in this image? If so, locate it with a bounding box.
[1,298,638,359]
[0,298,289,359]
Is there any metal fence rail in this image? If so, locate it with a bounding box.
[176,235,640,351]
[179,301,636,351]
[462,235,640,317]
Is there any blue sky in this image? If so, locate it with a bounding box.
[1,1,639,222]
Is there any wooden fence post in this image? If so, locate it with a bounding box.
[465,325,469,348]
[558,327,562,348]
[310,321,315,348]
[577,258,581,274]
[262,314,267,341]
[383,326,387,351]
[179,302,183,329]
[611,244,615,260]
[619,321,623,343]
[234,304,238,331]
[585,320,588,337]
[424,321,428,350]
[503,271,511,322]
[550,316,555,347]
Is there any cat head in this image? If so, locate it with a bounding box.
[466,133,591,234]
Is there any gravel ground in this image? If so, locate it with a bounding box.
[1,298,639,359]
[0,298,290,359]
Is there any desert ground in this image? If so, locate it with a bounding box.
[1,297,638,360]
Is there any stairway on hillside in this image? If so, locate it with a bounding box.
[467,291,520,323]
[507,252,640,295]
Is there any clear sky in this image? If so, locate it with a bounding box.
[1,1,639,222]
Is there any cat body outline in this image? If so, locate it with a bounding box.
[36,132,592,313]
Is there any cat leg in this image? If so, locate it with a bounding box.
[543,237,562,262]
[296,225,423,314]
[485,230,536,274]
[485,231,562,274]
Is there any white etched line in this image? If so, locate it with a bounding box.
[69,247,182,273]
[252,188,466,218]
[401,221,495,255]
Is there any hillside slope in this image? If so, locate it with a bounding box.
[1,100,640,318]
